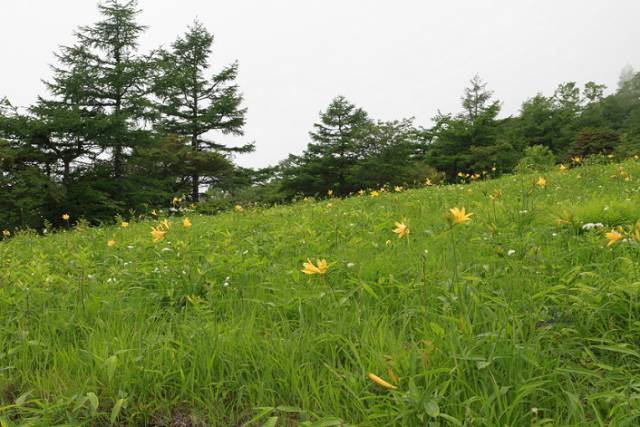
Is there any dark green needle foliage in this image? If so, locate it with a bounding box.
[153,21,250,202]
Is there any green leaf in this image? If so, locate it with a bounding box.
[15,391,31,407]
[262,417,278,427]
[424,399,440,417]
[110,398,125,425]
[86,392,99,417]
[105,355,118,382]
[430,322,445,337]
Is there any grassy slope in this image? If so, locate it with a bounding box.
[1,161,640,426]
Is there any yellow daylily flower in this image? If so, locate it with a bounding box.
[370,191,380,197]
[559,164,567,172]
[107,239,116,247]
[536,176,546,189]
[301,258,328,275]
[425,178,433,186]
[160,219,171,230]
[605,231,623,247]
[62,213,70,221]
[327,189,333,197]
[394,186,402,193]
[368,372,397,390]
[393,221,409,238]
[2,229,10,238]
[121,221,129,228]
[234,204,244,213]
[182,217,192,228]
[449,207,473,225]
[151,227,166,243]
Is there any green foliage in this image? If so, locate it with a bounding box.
[569,127,620,158]
[517,144,556,172]
[283,96,372,196]
[2,161,640,425]
[153,20,250,201]
[426,75,507,178]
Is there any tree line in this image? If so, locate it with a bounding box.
[1,0,640,231]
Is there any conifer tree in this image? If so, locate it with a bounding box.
[75,0,150,180]
[303,96,371,195]
[153,21,250,202]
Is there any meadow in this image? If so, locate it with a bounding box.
[1,160,640,426]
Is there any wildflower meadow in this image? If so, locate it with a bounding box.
[2,159,640,425]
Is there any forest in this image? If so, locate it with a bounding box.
[1,0,639,231]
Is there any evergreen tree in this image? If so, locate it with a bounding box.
[427,76,507,179]
[461,74,498,122]
[75,0,151,180]
[350,119,431,189]
[300,96,371,195]
[34,44,99,187]
[153,21,250,202]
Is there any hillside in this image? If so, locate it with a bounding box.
[2,160,640,426]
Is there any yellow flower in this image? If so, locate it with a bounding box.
[368,372,397,390]
[387,368,400,385]
[572,156,583,165]
[606,231,623,247]
[370,191,380,197]
[107,239,116,247]
[491,165,497,172]
[234,204,244,213]
[172,196,182,206]
[121,221,129,228]
[536,176,546,189]
[327,189,333,197]
[393,221,409,238]
[2,229,10,238]
[160,219,171,230]
[425,178,433,187]
[301,258,328,275]
[394,186,402,192]
[150,209,158,217]
[182,217,192,228]
[358,189,366,195]
[449,207,473,225]
[62,213,70,221]
[559,164,567,172]
[151,227,166,242]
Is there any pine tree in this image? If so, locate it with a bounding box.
[75,0,150,180]
[34,44,98,187]
[153,21,250,202]
[461,74,498,122]
[304,96,371,195]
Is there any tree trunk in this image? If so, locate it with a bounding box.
[191,133,199,202]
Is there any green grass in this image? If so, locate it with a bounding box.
[2,160,640,426]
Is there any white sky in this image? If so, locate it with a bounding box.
[1,0,639,168]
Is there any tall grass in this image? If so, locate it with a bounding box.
[1,160,640,426]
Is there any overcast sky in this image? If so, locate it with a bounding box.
[2,1,639,168]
